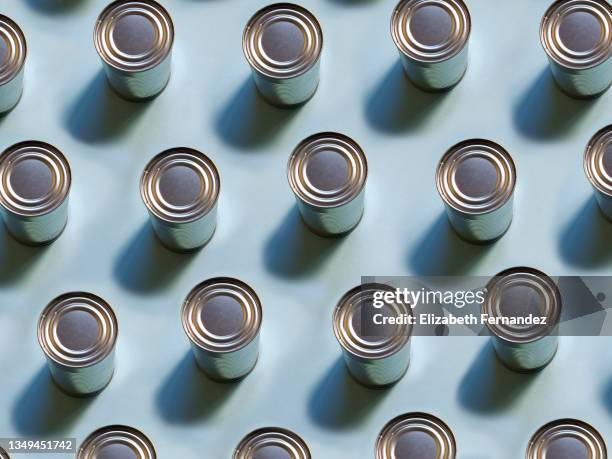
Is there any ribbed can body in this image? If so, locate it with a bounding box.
[2,197,69,245]
[0,65,24,114]
[593,188,612,220]
[549,57,612,98]
[192,334,259,381]
[444,195,513,243]
[252,58,320,107]
[48,348,115,396]
[103,53,172,101]
[342,342,411,387]
[297,188,364,237]
[149,202,217,252]
[492,335,558,372]
[400,44,469,91]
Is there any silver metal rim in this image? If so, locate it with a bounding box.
[0,141,71,218]
[526,419,607,458]
[233,427,311,459]
[541,0,612,70]
[78,425,156,459]
[436,138,516,215]
[584,124,612,196]
[0,15,26,85]
[181,277,262,354]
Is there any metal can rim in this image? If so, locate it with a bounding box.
[0,14,27,85]
[78,425,156,459]
[584,124,612,196]
[243,2,323,80]
[526,418,607,458]
[233,427,311,459]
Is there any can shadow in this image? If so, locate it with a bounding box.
[155,351,239,424]
[263,206,345,279]
[307,357,390,430]
[64,70,150,144]
[558,197,612,268]
[215,77,300,151]
[113,222,197,294]
[408,213,492,276]
[364,61,448,134]
[457,342,539,414]
[11,366,94,435]
[512,68,596,141]
[25,0,88,14]
[0,226,49,285]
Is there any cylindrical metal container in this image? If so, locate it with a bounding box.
[140,147,220,252]
[584,124,612,219]
[182,277,262,381]
[288,132,367,237]
[436,139,516,243]
[526,419,607,459]
[0,141,71,245]
[233,428,311,459]
[94,0,174,100]
[78,425,156,459]
[0,15,26,114]
[0,447,9,459]
[333,283,413,388]
[541,0,612,99]
[391,0,471,91]
[243,3,323,107]
[38,292,118,396]
[483,267,561,372]
[376,412,456,459]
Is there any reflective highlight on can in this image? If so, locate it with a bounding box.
[391,0,471,91]
[0,15,26,114]
[584,125,612,219]
[333,283,413,387]
[376,412,456,459]
[541,0,612,98]
[0,141,71,245]
[436,139,516,243]
[78,425,156,459]
[182,277,262,381]
[38,292,118,396]
[233,427,311,459]
[526,419,607,459]
[243,3,323,107]
[288,132,367,237]
[483,267,561,372]
[140,147,220,252]
[94,0,174,100]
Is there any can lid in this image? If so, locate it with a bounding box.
[527,419,607,459]
[94,0,174,73]
[436,139,516,215]
[182,277,262,354]
[391,0,471,63]
[288,132,367,209]
[0,446,9,459]
[78,425,156,459]
[0,141,71,218]
[483,267,561,344]
[0,15,26,85]
[333,283,412,360]
[376,412,456,459]
[541,0,612,70]
[233,427,311,459]
[140,147,220,224]
[243,3,322,80]
[38,292,118,368]
[584,125,612,196]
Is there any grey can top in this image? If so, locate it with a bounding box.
[0,447,8,459]
[391,0,471,63]
[94,0,174,73]
[0,141,71,218]
[584,124,612,196]
[243,3,322,80]
[376,412,456,459]
[233,428,311,459]
[0,15,26,85]
[541,0,612,70]
[526,419,607,459]
[78,425,156,459]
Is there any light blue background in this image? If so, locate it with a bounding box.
[0,0,611,457]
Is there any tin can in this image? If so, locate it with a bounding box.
[182,277,262,381]
[233,427,311,459]
[78,425,156,459]
[584,125,612,219]
[288,132,367,237]
[483,267,561,372]
[541,0,612,99]
[0,15,26,114]
[243,3,323,107]
[391,0,471,91]
[140,147,220,252]
[38,292,118,396]
[376,412,456,459]
[94,0,174,101]
[0,447,9,459]
[436,139,516,243]
[333,283,413,388]
[0,141,71,246]
[526,419,607,458]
